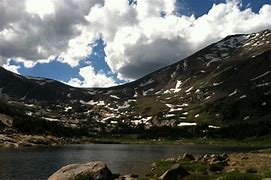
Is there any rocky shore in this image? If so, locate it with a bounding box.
[0,133,90,148]
[48,149,271,180]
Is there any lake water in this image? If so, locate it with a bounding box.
[0,144,259,180]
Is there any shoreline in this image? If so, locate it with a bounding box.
[47,149,271,179]
[1,133,271,149]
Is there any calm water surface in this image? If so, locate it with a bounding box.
[0,144,259,180]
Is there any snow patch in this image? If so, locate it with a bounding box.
[170,107,183,112]
[143,88,154,96]
[250,71,270,81]
[256,83,270,87]
[178,122,197,127]
[118,101,130,109]
[180,103,189,107]
[229,89,237,96]
[43,117,60,122]
[239,95,247,99]
[185,86,193,93]
[243,116,250,120]
[173,80,182,93]
[213,81,223,86]
[139,79,154,87]
[208,125,220,129]
[164,114,176,118]
[183,60,188,70]
[110,95,120,99]
[64,106,72,112]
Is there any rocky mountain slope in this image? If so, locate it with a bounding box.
[1,29,271,137]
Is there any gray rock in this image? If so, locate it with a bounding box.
[159,164,189,180]
[221,153,229,159]
[48,161,113,180]
[119,174,138,180]
[182,153,195,161]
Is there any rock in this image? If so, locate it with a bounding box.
[165,158,176,161]
[119,174,138,180]
[230,162,237,166]
[48,161,113,180]
[0,114,13,127]
[210,154,216,158]
[211,160,228,167]
[159,164,189,180]
[202,154,211,162]
[221,153,229,159]
[182,153,195,161]
[241,156,249,160]
[226,168,237,173]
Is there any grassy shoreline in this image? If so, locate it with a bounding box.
[90,134,271,148]
[137,149,271,180]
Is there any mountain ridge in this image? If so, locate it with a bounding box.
[1,29,271,139]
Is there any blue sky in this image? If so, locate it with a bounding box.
[1,0,271,87]
[9,38,121,83]
[177,0,271,17]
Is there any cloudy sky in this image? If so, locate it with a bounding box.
[1,0,271,87]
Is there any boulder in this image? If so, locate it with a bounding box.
[48,161,113,180]
[182,153,195,161]
[159,164,189,180]
[202,154,211,162]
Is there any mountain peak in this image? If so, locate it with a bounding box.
[0,30,271,132]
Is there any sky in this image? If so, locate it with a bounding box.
[0,0,271,88]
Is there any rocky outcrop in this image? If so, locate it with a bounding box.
[0,133,93,148]
[48,161,114,180]
[159,164,189,180]
[0,114,13,127]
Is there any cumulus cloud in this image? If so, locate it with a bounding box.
[67,65,117,88]
[1,0,271,84]
[3,61,20,74]
[0,0,103,66]
[92,0,271,80]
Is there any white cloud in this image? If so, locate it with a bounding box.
[25,0,55,18]
[67,65,117,88]
[3,60,20,74]
[85,0,271,80]
[0,0,103,67]
[1,0,271,83]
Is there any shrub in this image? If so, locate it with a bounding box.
[220,172,261,180]
[246,167,257,173]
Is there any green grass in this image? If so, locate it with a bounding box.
[145,160,177,178]
[144,159,211,179]
[179,160,209,173]
[89,134,271,148]
[183,174,212,180]
[263,170,271,178]
[134,97,167,116]
[219,172,261,180]
[246,167,257,173]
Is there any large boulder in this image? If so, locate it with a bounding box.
[48,161,114,180]
[159,164,189,180]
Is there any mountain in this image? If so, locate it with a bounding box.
[1,29,271,138]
